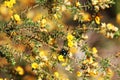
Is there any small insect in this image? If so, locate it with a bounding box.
[60,49,68,56]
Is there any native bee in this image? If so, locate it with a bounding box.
[60,49,68,57]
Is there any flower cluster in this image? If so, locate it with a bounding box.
[91,0,114,11]
[100,23,118,38]
[67,33,74,48]
[4,0,16,8]
[0,0,120,80]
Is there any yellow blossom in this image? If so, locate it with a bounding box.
[88,57,94,64]
[4,1,13,8]
[82,13,91,22]
[61,5,66,11]
[0,78,3,80]
[10,0,16,4]
[39,62,45,67]
[91,0,99,5]
[73,14,78,20]
[95,16,100,24]
[92,47,98,54]
[4,0,16,8]
[39,51,48,61]
[83,59,89,64]
[15,66,24,75]
[58,55,65,62]
[41,18,47,27]
[83,57,94,64]
[107,23,114,30]
[76,71,82,77]
[107,23,118,31]
[62,62,67,66]
[76,2,80,7]
[92,62,98,67]
[68,41,74,47]
[67,33,74,41]
[87,67,91,73]
[82,34,88,39]
[89,69,98,77]
[39,51,46,57]
[54,71,59,77]
[31,62,39,69]
[13,14,21,22]
[48,38,55,45]
[53,14,58,19]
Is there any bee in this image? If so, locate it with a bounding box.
[60,49,68,57]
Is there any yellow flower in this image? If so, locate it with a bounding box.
[83,59,89,64]
[91,0,99,5]
[15,66,24,75]
[58,55,65,62]
[89,69,98,77]
[68,41,74,47]
[48,38,55,45]
[92,62,98,67]
[4,1,13,8]
[92,47,98,54]
[82,13,91,22]
[82,34,88,39]
[53,14,58,19]
[107,23,114,30]
[0,78,3,80]
[54,71,59,77]
[88,57,94,64]
[67,33,74,41]
[62,62,67,66]
[107,23,117,31]
[41,19,46,24]
[76,71,82,77]
[76,2,80,7]
[4,0,16,8]
[41,19,47,27]
[39,51,45,57]
[31,62,39,69]
[73,14,78,20]
[83,57,94,64]
[13,14,21,22]
[95,16,100,24]
[10,0,16,4]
